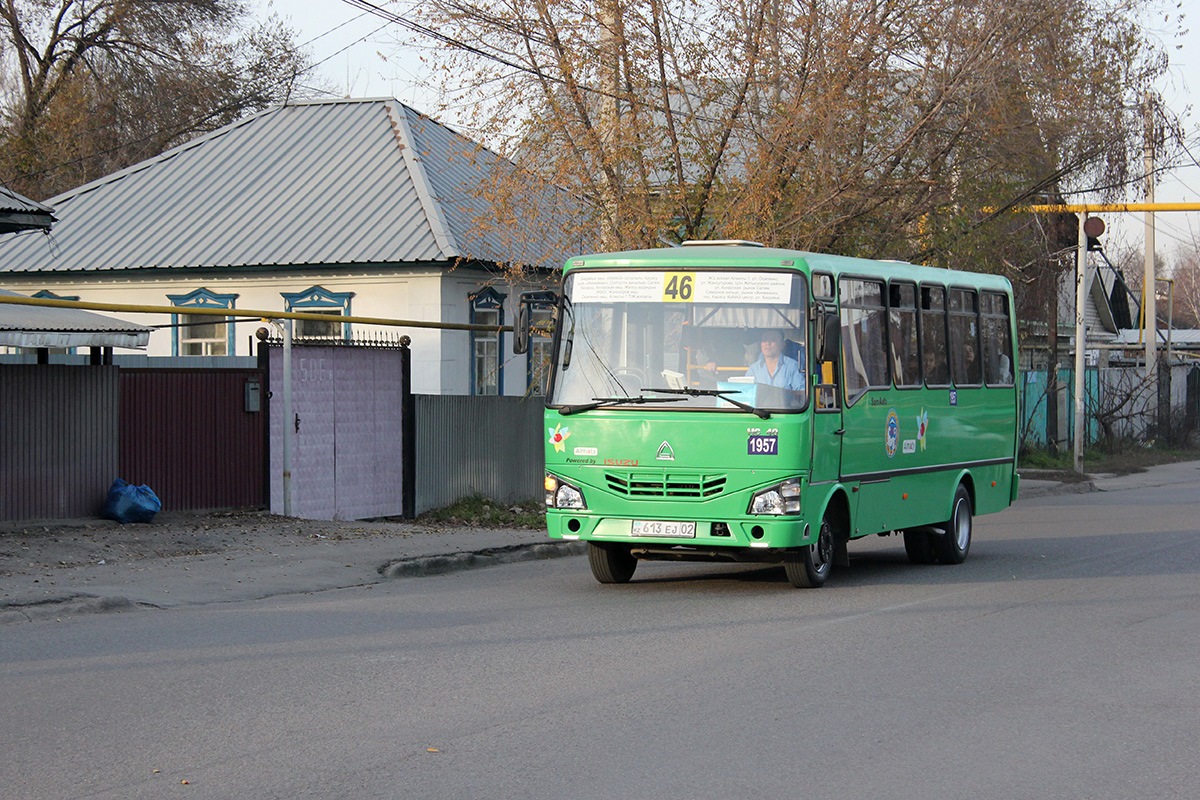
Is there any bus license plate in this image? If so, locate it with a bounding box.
[631,520,697,538]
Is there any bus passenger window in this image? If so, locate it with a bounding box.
[981,291,1014,385]
[839,278,889,403]
[889,282,920,388]
[920,285,950,386]
[949,288,981,386]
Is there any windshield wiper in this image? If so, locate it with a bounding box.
[559,394,688,416]
[644,387,771,419]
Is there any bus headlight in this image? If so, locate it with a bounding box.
[748,478,802,515]
[545,473,587,510]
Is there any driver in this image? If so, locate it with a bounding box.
[746,329,805,391]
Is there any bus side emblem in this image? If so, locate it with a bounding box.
[656,441,675,461]
[885,409,899,459]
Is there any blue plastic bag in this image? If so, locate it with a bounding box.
[103,479,162,524]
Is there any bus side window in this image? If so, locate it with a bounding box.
[840,277,889,404]
[817,359,839,409]
[949,288,982,386]
[920,285,950,386]
[981,291,1014,385]
[889,282,920,388]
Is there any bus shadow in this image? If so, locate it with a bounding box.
[626,528,1200,588]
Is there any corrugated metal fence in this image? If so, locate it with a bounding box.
[0,365,119,520]
[414,395,544,515]
[120,369,266,511]
[3,360,546,522]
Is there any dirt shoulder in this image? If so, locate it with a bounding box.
[0,510,450,580]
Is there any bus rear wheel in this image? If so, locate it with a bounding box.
[587,542,637,584]
[932,485,972,564]
[784,516,834,588]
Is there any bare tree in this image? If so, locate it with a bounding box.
[401,0,1171,274]
[1167,245,1200,329]
[0,0,310,199]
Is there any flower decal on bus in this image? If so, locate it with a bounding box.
[548,423,571,453]
[885,409,899,458]
[916,409,929,451]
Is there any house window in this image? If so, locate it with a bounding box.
[281,286,354,339]
[469,287,506,395]
[167,288,238,356]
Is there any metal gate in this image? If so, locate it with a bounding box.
[266,344,410,520]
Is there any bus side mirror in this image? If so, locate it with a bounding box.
[513,290,559,355]
[513,301,531,355]
[815,308,840,362]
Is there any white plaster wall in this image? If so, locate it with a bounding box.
[0,267,550,396]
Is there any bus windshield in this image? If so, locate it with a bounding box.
[549,270,809,412]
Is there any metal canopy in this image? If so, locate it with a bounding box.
[0,185,55,234]
[0,290,150,349]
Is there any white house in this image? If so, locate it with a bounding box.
[0,98,587,395]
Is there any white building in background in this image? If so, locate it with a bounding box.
[0,98,587,395]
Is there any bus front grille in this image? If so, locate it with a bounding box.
[605,472,727,499]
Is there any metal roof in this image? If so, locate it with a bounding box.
[1113,328,1200,346]
[0,290,150,348]
[0,185,55,234]
[0,98,581,274]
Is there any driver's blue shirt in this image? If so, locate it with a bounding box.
[746,354,805,391]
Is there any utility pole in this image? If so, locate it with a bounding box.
[1073,213,1087,473]
[1143,90,1157,435]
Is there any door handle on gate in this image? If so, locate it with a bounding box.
[833,428,845,435]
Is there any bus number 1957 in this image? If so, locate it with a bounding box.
[748,435,778,455]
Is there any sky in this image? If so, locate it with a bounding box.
[254,0,1200,259]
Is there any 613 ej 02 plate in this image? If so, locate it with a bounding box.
[630,519,697,538]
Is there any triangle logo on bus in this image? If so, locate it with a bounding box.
[656,441,675,461]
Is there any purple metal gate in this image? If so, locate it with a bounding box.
[266,344,410,520]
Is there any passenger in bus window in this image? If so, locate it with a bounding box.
[746,329,805,390]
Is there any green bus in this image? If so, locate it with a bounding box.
[514,241,1019,588]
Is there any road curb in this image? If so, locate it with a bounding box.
[378,540,588,578]
[0,593,152,625]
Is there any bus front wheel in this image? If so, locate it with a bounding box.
[588,542,637,584]
[933,485,972,564]
[784,515,834,588]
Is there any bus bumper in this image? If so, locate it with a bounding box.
[546,513,812,550]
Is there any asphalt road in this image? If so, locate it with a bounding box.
[2,480,1198,800]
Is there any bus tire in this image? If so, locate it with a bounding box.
[587,542,637,584]
[903,528,936,564]
[933,485,972,565]
[784,515,834,588]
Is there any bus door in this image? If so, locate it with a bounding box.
[809,278,843,487]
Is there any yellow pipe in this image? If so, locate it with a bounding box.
[0,294,512,333]
[1010,202,1200,214]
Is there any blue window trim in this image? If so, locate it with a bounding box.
[166,288,238,356]
[33,289,80,301]
[469,286,506,395]
[281,285,354,339]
